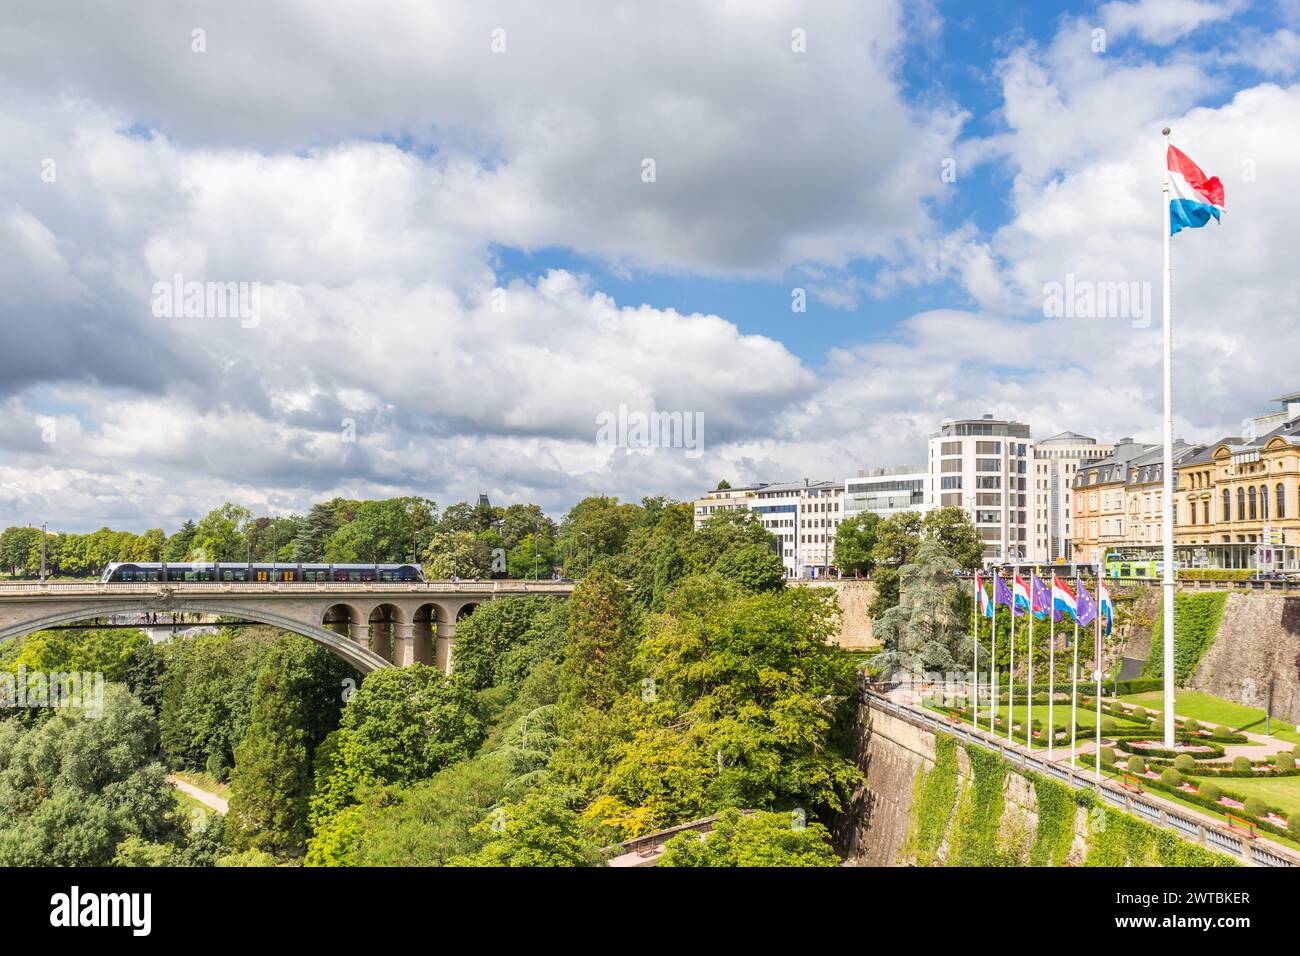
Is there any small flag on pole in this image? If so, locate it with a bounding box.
[1031,575,1054,621]
[1098,577,1114,636]
[993,573,1020,615]
[976,572,993,619]
[1013,574,1032,615]
[1075,579,1098,627]
[1051,574,1077,621]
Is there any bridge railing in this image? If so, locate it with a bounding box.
[861,682,1300,868]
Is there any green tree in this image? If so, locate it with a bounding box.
[658,808,840,866]
[923,507,984,570]
[833,512,880,578]
[226,641,315,855]
[451,792,602,867]
[338,665,484,785]
[870,541,966,676]
[191,502,254,561]
[559,570,638,710]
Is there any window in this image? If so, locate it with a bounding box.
[976,441,1002,454]
[1249,486,1257,520]
[1238,487,1246,521]
[1223,489,1231,522]
[941,441,961,455]
[1261,484,1270,521]
[1278,483,1287,519]
[976,458,1001,472]
[1202,500,1209,524]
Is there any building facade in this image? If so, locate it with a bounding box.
[1071,438,1200,565]
[1031,431,1112,563]
[928,415,1033,563]
[750,479,844,579]
[842,466,930,521]
[691,484,763,528]
[1176,392,1300,570]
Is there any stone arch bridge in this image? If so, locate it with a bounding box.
[0,580,575,674]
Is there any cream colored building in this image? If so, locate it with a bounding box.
[1031,431,1112,563]
[1176,392,1300,568]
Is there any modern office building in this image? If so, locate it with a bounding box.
[750,479,844,579]
[928,415,1034,563]
[842,466,930,520]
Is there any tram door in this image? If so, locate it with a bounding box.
[256,570,269,582]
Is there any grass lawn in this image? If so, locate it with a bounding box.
[1118,690,1300,744]
[1079,758,1300,853]
[1186,772,1300,819]
[925,700,1145,749]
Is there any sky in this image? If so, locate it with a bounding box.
[2,0,1299,532]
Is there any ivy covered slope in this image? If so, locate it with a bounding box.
[902,734,1235,867]
[1143,592,1229,684]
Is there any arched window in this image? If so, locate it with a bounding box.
[1202,500,1209,525]
[1223,489,1232,522]
[1261,485,1270,521]
[1249,486,1257,520]
[1238,487,1246,521]
[1278,483,1287,519]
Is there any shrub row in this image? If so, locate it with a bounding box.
[1115,738,1225,761]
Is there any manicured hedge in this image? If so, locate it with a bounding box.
[1116,738,1225,760]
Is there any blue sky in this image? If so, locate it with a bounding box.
[2,0,1299,530]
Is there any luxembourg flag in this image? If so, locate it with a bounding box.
[1168,145,1224,236]
[1051,574,1077,620]
[1098,578,1114,636]
[975,573,993,619]
[1012,574,1032,615]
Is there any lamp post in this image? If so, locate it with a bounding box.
[40,522,47,583]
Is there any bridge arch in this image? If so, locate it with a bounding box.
[366,603,405,664]
[0,601,391,674]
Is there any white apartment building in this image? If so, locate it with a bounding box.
[843,466,931,520]
[928,415,1034,564]
[750,479,843,579]
[1031,432,1113,563]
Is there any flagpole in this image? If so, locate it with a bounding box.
[972,573,979,719]
[1027,581,1034,750]
[1160,125,1177,749]
[1071,574,1080,768]
[990,572,997,734]
[1095,563,1104,783]
[1048,580,1056,761]
[1008,566,1017,744]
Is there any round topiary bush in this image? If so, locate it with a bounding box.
[1100,746,1117,766]
[1233,756,1253,773]
[1131,706,1147,721]
[1161,768,1183,788]
[1100,717,1116,733]
[1289,816,1300,841]
[1127,755,1145,774]
[1215,726,1233,739]
[1174,754,1196,773]
[1200,781,1221,803]
[1149,719,1162,733]
[1277,752,1296,771]
[1244,797,1268,819]
[1184,719,1201,734]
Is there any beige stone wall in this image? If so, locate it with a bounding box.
[1189,592,1300,724]
[791,579,878,650]
[840,703,1095,867]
